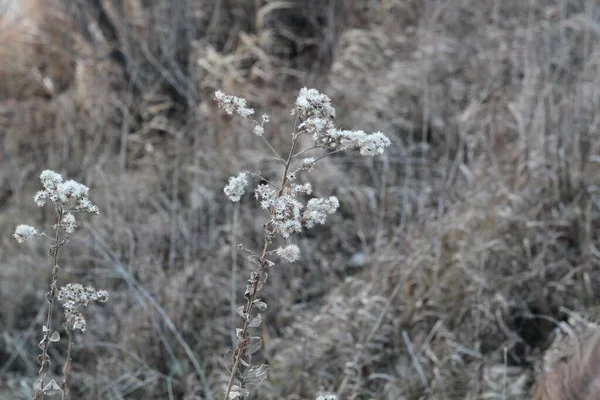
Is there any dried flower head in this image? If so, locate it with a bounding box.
[303,196,339,228]
[13,224,38,243]
[316,392,338,400]
[224,172,249,202]
[295,87,336,120]
[253,124,265,137]
[34,170,100,214]
[215,90,255,118]
[40,170,63,191]
[58,212,76,233]
[275,244,300,263]
[57,283,109,332]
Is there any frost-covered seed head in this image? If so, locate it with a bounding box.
[40,170,63,191]
[214,90,254,118]
[292,183,312,195]
[303,196,339,228]
[295,88,336,120]
[34,190,48,207]
[316,392,338,400]
[57,283,109,332]
[253,125,265,137]
[317,128,391,155]
[224,172,249,202]
[301,158,316,170]
[13,225,38,243]
[57,180,88,204]
[33,170,100,214]
[275,244,300,263]
[60,212,77,233]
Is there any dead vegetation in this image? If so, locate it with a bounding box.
[1,0,600,399]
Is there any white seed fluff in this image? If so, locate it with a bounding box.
[13,225,38,243]
[224,172,249,202]
[275,244,300,263]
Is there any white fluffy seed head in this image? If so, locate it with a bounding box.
[214,90,255,118]
[13,225,38,243]
[253,124,265,136]
[40,170,63,191]
[34,170,100,214]
[224,172,249,202]
[275,244,300,263]
[57,283,109,332]
[316,392,338,400]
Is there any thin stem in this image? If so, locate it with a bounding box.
[61,326,73,400]
[224,237,271,400]
[35,207,64,400]
[260,135,284,163]
[292,144,320,158]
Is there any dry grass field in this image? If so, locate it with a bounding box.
[1,0,600,399]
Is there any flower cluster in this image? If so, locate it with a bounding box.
[57,283,109,332]
[14,170,100,243]
[275,244,300,263]
[224,172,249,202]
[13,224,38,243]
[214,90,255,118]
[316,393,338,400]
[34,170,99,214]
[294,87,336,120]
[253,182,338,240]
[291,88,391,155]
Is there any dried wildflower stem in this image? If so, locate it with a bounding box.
[35,209,64,400]
[61,326,73,400]
[217,87,390,400]
[224,237,271,400]
[224,143,297,399]
[16,170,104,399]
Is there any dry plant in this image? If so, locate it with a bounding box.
[215,87,390,399]
[13,170,108,399]
[534,324,600,400]
[3,0,600,399]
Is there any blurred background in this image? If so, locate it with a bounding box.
[1,0,600,399]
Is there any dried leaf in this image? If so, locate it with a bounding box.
[222,350,235,373]
[236,328,244,340]
[236,306,247,319]
[241,364,269,386]
[43,379,62,395]
[244,284,254,299]
[33,378,43,392]
[248,314,262,328]
[254,300,268,312]
[247,336,262,355]
[256,272,268,292]
[50,331,60,342]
